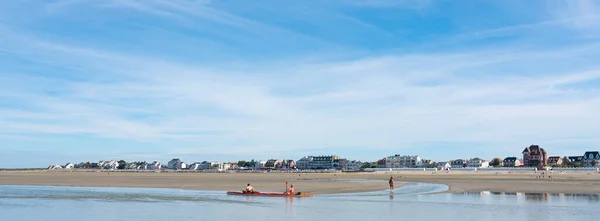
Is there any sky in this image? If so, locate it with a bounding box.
[1,0,600,168]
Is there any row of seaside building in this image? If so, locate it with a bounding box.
[376,145,600,170]
[48,156,365,171]
[47,145,600,171]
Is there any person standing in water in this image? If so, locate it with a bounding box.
[389,176,394,191]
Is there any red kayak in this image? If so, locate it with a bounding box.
[227,191,314,197]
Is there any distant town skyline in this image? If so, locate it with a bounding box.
[8,146,600,169]
[2,1,600,168]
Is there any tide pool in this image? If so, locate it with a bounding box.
[1,183,598,221]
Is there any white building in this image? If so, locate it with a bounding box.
[222,162,237,171]
[98,161,107,168]
[210,161,222,170]
[103,161,119,170]
[467,158,490,168]
[451,159,468,168]
[345,160,363,171]
[48,165,63,170]
[296,156,340,170]
[147,161,162,170]
[436,162,451,170]
[384,155,422,168]
[64,163,74,169]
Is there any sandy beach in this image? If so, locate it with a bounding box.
[1,170,599,194]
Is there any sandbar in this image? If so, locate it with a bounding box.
[1,170,599,194]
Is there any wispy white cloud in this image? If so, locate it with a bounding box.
[2,25,599,154]
[548,0,600,30]
[345,0,434,9]
[449,0,600,41]
[1,0,600,167]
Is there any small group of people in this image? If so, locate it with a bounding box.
[241,183,297,194]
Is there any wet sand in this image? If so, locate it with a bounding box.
[0,171,388,194]
[369,170,600,194]
[1,170,599,194]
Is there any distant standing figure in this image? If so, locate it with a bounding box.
[389,176,394,191]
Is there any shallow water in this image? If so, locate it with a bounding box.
[1,183,598,221]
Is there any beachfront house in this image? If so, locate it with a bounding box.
[503,157,523,167]
[311,156,340,170]
[196,161,208,170]
[126,162,137,170]
[335,158,347,170]
[451,159,467,168]
[256,160,267,169]
[147,161,162,170]
[278,160,296,169]
[296,155,340,170]
[467,158,489,168]
[64,162,75,169]
[222,162,237,171]
[167,159,181,169]
[567,156,583,167]
[296,157,310,170]
[167,159,187,170]
[384,155,422,168]
[421,159,435,168]
[90,163,99,168]
[436,162,451,170]
[582,151,600,167]
[264,159,281,169]
[139,162,150,170]
[335,159,363,171]
[345,160,363,171]
[210,161,223,170]
[522,145,547,167]
[103,161,119,170]
[546,156,563,166]
[76,162,86,168]
[188,162,202,170]
[48,165,63,170]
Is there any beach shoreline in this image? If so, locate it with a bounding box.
[1,170,599,194]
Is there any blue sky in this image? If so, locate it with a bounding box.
[1,0,600,168]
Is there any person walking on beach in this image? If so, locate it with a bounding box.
[389,176,394,191]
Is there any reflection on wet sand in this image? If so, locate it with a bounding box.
[463,191,600,202]
[285,196,294,212]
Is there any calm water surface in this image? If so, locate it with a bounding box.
[1,183,598,221]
